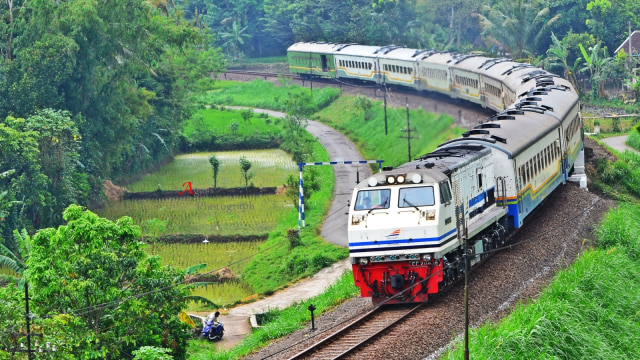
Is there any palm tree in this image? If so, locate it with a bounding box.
[579,42,613,98]
[547,32,581,94]
[476,0,561,59]
[0,229,30,286]
[219,21,252,60]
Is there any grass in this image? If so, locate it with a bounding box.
[121,150,297,192]
[183,108,284,139]
[148,241,265,309]
[444,204,640,359]
[590,143,640,202]
[241,139,348,294]
[187,270,360,360]
[626,129,640,151]
[313,95,465,167]
[94,195,292,237]
[193,79,341,113]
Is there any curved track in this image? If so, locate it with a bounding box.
[287,304,422,360]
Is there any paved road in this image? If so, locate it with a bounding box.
[600,135,639,154]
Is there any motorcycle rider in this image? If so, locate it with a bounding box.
[205,311,220,324]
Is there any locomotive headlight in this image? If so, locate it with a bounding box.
[410,173,422,184]
[396,175,406,184]
[386,175,396,184]
[423,254,432,262]
[423,210,436,220]
[368,177,378,187]
[359,258,369,266]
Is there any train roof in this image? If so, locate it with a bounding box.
[417,52,456,66]
[333,44,387,57]
[375,47,420,61]
[397,145,493,176]
[355,167,450,189]
[437,86,579,158]
[287,42,342,54]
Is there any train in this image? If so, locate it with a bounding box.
[286,42,587,304]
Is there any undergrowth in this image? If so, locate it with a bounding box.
[188,271,359,360]
[445,205,640,359]
[313,95,465,168]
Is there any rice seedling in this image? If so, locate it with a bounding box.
[93,194,293,236]
[122,149,297,192]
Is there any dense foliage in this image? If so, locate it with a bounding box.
[0,0,225,236]
[176,0,640,60]
[445,204,640,360]
[20,205,190,359]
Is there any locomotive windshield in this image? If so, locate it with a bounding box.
[354,189,391,210]
[398,186,435,207]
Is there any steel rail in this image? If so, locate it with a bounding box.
[287,304,422,360]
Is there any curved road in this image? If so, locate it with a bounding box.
[600,135,639,154]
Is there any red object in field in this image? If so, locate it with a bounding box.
[352,262,443,304]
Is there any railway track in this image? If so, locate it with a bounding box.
[287,304,422,360]
[225,69,296,79]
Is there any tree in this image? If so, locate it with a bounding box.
[209,155,220,189]
[0,229,30,284]
[241,108,254,123]
[26,205,191,359]
[547,32,581,94]
[578,42,614,98]
[219,21,252,60]
[353,95,375,121]
[476,0,561,59]
[239,156,254,189]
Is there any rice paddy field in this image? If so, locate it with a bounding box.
[121,149,297,192]
[94,194,293,236]
[148,241,266,308]
[194,79,341,113]
[182,108,282,138]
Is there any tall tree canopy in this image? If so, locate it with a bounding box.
[26,205,191,359]
[0,0,224,232]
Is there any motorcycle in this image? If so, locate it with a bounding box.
[201,320,224,341]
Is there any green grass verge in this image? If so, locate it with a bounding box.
[591,144,640,202]
[241,139,347,294]
[444,204,640,359]
[94,195,292,237]
[187,271,360,360]
[121,149,296,192]
[183,108,284,140]
[626,129,640,151]
[313,95,465,167]
[193,79,341,113]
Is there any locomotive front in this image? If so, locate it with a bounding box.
[348,169,457,304]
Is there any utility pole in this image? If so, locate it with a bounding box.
[464,233,470,360]
[400,97,416,162]
[25,281,32,360]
